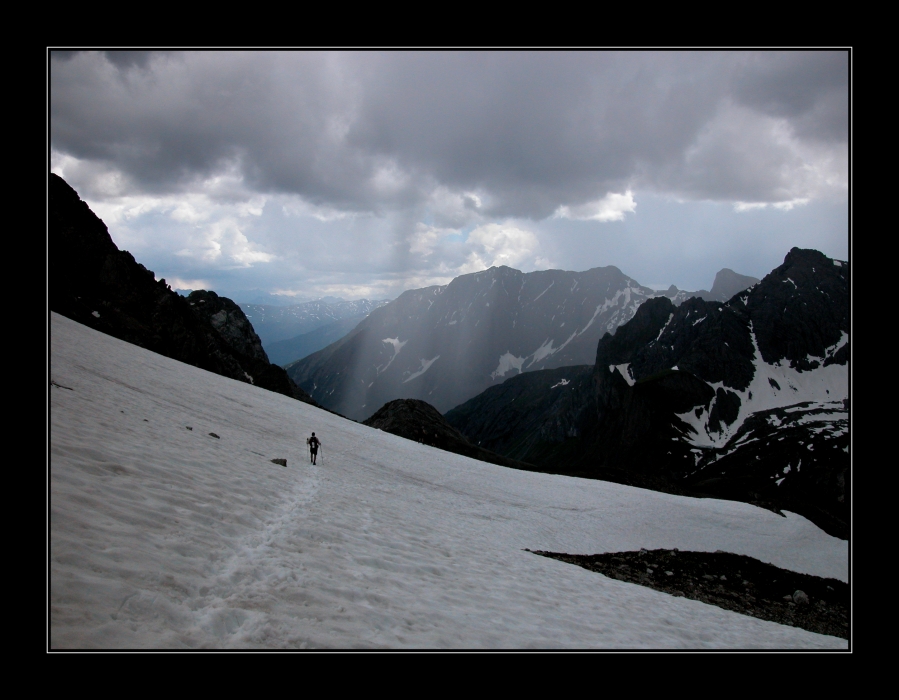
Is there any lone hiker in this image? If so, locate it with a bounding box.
[307,432,321,465]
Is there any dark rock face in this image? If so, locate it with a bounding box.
[686,402,850,538]
[586,249,849,537]
[598,295,756,392]
[187,290,270,363]
[531,549,848,640]
[745,248,849,370]
[446,248,849,537]
[445,366,596,469]
[48,173,318,407]
[362,399,539,472]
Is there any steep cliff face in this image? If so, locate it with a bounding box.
[588,248,849,536]
[187,290,270,363]
[48,173,318,407]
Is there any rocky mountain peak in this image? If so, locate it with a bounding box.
[710,268,761,301]
[187,290,270,363]
[744,247,849,369]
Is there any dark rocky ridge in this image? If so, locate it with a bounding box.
[49,173,317,406]
[530,549,848,641]
[445,366,598,472]
[446,248,849,538]
[362,399,541,472]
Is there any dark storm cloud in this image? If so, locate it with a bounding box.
[343,51,731,217]
[51,52,377,207]
[730,51,848,142]
[50,50,167,69]
[51,50,848,218]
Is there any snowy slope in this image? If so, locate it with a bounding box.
[49,313,847,649]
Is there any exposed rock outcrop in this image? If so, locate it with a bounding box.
[531,549,848,640]
[187,290,270,363]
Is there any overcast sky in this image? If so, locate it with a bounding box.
[50,50,849,301]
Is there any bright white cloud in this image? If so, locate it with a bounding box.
[166,277,211,291]
[212,220,274,266]
[409,223,457,257]
[681,102,847,206]
[422,186,486,228]
[735,198,810,213]
[556,191,637,222]
[466,223,539,269]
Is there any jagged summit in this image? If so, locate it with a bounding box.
[710,268,762,301]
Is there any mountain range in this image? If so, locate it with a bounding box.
[240,299,390,366]
[286,264,759,421]
[445,248,849,538]
[238,298,391,348]
[48,171,848,538]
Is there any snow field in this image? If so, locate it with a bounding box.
[50,313,847,649]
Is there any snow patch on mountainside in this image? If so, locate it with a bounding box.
[491,352,526,380]
[403,356,440,383]
[533,281,554,302]
[379,337,407,375]
[529,338,557,366]
[613,363,636,386]
[676,324,848,448]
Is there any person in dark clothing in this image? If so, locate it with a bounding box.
[307,432,321,464]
